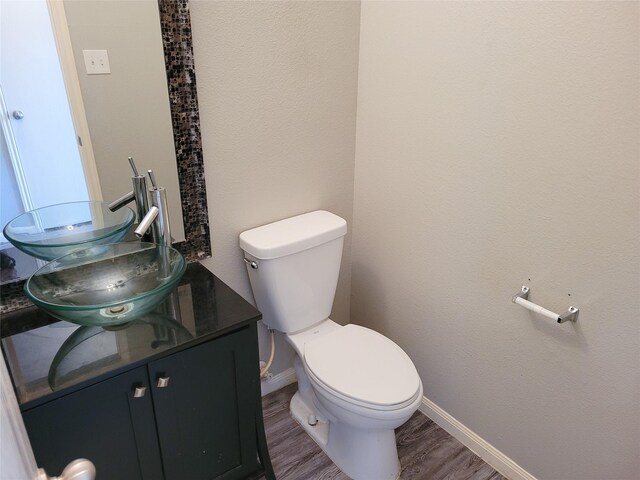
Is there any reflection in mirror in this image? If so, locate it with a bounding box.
[63,0,184,239]
[0,0,211,313]
[3,201,134,264]
[1,0,199,287]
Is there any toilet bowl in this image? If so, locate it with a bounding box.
[287,320,422,480]
[240,211,423,480]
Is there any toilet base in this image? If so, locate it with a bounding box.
[290,391,401,480]
[290,391,330,448]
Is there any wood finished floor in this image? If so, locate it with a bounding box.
[262,383,508,480]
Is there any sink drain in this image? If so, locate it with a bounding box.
[102,303,132,317]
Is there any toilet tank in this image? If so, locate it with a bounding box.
[239,211,347,334]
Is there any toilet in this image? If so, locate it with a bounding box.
[240,210,422,480]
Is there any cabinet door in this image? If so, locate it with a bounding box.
[22,366,164,480]
[149,327,261,480]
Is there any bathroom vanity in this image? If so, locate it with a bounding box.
[1,263,274,480]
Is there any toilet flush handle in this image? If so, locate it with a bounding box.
[244,258,258,269]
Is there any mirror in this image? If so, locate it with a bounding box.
[65,0,185,231]
[0,0,210,292]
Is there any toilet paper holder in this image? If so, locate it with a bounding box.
[512,286,579,324]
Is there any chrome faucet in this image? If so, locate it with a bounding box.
[108,157,151,241]
[134,170,172,247]
[111,161,178,316]
[135,170,176,307]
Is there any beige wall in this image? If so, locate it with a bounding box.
[190,1,360,375]
[64,0,185,241]
[352,2,639,479]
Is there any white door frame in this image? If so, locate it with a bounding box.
[0,85,33,245]
[0,85,34,214]
[46,0,102,202]
[1,355,39,480]
[1,355,96,480]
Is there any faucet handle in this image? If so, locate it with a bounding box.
[147,169,158,189]
[108,191,135,211]
[128,156,140,176]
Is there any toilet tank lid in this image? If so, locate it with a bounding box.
[239,211,347,260]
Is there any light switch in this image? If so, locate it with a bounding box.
[82,49,111,75]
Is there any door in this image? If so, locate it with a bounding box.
[149,328,261,480]
[0,0,93,209]
[22,367,163,480]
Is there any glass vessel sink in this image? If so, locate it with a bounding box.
[3,201,135,261]
[25,242,186,327]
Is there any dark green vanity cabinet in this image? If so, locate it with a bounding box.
[2,263,275,480]
[22,326,264,480]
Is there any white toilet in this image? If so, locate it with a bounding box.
[240,210,422,480]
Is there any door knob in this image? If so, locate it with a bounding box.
[37,458,96,480]
[12,110,24,120]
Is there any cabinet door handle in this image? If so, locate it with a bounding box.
[133,386,147,398]
[157,376,170,388]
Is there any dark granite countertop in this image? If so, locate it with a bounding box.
[1,262,261,410]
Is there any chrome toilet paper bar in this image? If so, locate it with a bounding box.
[512,286,579,324]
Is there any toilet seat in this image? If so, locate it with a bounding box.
[304,325,421,411]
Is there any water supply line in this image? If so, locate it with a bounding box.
[260,329,276,379]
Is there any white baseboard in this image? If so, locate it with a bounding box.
[261,367,297,397]
[419,396,537,480]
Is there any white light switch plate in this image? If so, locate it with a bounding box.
[82,49,111,75]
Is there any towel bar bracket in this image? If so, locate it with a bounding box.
[558,306,579,324]
[512,286,530,302]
